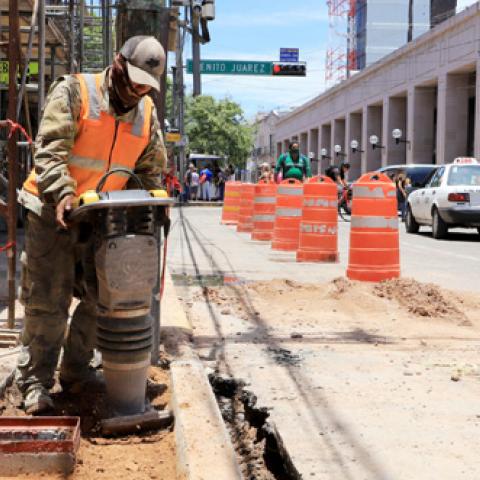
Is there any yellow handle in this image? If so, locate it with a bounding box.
[150,189,169,198]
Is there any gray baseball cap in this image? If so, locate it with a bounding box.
[120,36,166,92]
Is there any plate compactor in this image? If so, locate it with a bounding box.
[70,169,174,435]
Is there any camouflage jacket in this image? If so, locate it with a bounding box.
[19,69,167,216]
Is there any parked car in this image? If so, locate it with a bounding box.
[405,158,480,238]
[377,164,438,191]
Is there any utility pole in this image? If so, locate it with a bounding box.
[191,1,202,96]
[176,12,187,182]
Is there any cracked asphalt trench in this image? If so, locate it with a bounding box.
[168,206,480,480]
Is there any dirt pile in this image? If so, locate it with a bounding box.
[373,278,467,320]
[0,367,177,480]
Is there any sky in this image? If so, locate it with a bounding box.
[180,0,330,119]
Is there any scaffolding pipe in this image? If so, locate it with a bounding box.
[69,0,75,72]
[7,0,20,329]
[79,0,84,71]
[38,0,46,119]
[16,0,39,120]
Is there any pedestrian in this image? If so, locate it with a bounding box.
[258,162,274,183]
[217,168,226,201]
[200,164,213,201]
[395,173,408,221]
[16,35,167,414]
[227,164,236,181]
[183,163,195,202]
[274,142,312,182]
[190,168,200,200]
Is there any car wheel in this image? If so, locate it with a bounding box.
[405,206,419,234]
[432,209,448,239]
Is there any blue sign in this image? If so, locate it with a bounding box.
[280,48,299,62]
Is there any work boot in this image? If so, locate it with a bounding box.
[59,367,106,394]
[24,385,54,415]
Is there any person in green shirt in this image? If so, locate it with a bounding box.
[274,142,312,182]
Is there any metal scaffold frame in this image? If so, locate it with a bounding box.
[325,0,357,87]
[0,0,119,328]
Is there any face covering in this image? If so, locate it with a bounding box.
[290,149,300,156]
[109,54,145,115]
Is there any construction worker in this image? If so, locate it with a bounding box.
[274,142,312,182]
[15,36,167,414]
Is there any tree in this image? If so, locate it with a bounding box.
[185,95,253,167]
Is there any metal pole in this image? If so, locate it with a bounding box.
[79,0,84,71]
[7,0,20,329]
[102,0,108,68]
[16,0,39,120]
[191,6,201,97]
[69,0,75,72]
[50,46,56,81]
[38,0,46,119]
[177,18,186,181]
[106,0,112,66]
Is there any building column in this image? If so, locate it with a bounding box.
[364,105,383,172]
[300,132,308,157]
[309,128,319,175]
[348,111,362,180]
[408,85,436,164]
[332,118,346,163]
[321,123,332,172]
[361,106,368,173]
[276,141,283,158]
[437,72,469,164]
[475,61,480,159]
[385,96,407,166]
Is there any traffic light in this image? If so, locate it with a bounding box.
[272,62,306,77]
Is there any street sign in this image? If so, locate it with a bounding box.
[186,59,273,76]
[280,48,299,63]
[166,132,182,143]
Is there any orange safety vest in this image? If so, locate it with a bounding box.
[23,73,153,197]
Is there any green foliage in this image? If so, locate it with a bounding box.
[185,95,253,166]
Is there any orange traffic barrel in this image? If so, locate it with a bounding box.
[271,179,303,251]
[221,181,242,225]
[251,181,277,241]
[347,172,400,282]
[237,183,256,233]
[297,176,338,262]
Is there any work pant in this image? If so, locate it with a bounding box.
[15,209,97,393]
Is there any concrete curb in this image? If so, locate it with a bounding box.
[171,356,242,480]
[162,270,241,479]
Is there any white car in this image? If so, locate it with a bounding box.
[406,158,480,238]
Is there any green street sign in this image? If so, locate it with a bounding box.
[187,59,273,76]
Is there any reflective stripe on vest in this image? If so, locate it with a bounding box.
[84,74,101,120]
[278,186,303,196]
[351,216,398,230]
[276,208,302,217]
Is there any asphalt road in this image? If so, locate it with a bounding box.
[168,206,480,293]
[168,206,480,479]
